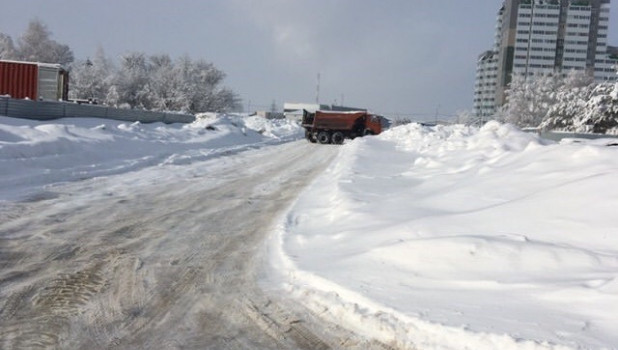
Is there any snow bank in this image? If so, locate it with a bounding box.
[0,114,303,201]
[241,115,302,140]
[269,121,618,349]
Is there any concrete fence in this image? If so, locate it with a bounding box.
[0,96,196,124]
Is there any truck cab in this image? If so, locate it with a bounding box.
[364,115,383,135]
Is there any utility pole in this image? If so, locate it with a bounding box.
[270,100,277,113]
[316,73,320,104]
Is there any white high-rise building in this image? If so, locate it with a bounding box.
[474,51,499,119]
[473,0,618,119]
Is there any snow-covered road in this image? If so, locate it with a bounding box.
[3,115,617,349]
[0,141,392,349]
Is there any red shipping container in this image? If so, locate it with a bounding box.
[0,60,39,100]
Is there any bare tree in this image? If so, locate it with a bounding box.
[17,19,74,65]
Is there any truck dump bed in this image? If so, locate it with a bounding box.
[315,111,367,130]
[303,110,367,130]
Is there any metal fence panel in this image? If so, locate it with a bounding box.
[65,103,108,119]
[6,98,64,120]
[164,113,196,124]
[0,96,7,116]
[0,96,195,124]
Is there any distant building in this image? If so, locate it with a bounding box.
[474,0,618,119]
[283,103,328,121]
[474,50,500,121]
[330,105,368,112]
[254,111,285,119]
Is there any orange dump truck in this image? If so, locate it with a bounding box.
[302,110,383,144]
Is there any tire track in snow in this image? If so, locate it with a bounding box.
[0,141,401,349]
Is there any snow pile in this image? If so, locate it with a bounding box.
[241,115,303,139]
[270,121,618,349]
[0,114,303,201]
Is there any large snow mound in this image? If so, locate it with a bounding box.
[269,121,618,350]
[0,114,303,201]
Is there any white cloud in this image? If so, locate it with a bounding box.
[227,0,322,64]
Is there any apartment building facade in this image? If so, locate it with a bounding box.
[473,0,617,119]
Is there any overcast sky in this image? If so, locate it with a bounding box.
[2,0,618,119]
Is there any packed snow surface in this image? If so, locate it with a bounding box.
[269,121,618,350]
[3,113,618,349]
[0,114,302,201]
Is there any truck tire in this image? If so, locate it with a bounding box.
[317,131,331,144]
[305,130,317,143]
[331,131,345,145]
[363,129,375,136]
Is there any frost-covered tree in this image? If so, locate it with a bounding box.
[177,56,220,112]
[540,71,596,131]
[541,84,593,131]
[49,43,74,66]
[172,55,240,113]
[205,86,240,113]
[69,46,114,102]
[104,53,239,113]
[111,52,152,109]
[501,72,561,128]
[577,83,618,133]
[147,54,184,111]
[563,69,595,90]
[455,110,480,125]
[16,19,74,65]
[3,20,240,114]
[540,70,618,133]
[0,33,17,60]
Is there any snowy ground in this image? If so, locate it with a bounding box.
[0,113,301,201]
[2,114,617,349]
[267,121,618,350]
[0,139,365,349]
[1,115,377,349]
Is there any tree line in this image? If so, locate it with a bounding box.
[0,19,240,114]
[498,70,618,134]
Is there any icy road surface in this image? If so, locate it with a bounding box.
[0,141,392,349]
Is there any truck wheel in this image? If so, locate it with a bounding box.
[363,129,375,136]
[317,131,331,144]
[331,131,345,145]
[305,130,317,143]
